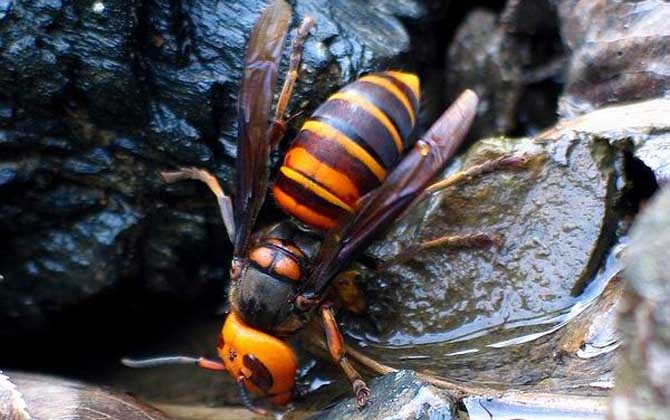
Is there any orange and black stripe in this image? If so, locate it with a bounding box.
[273,71,420,230]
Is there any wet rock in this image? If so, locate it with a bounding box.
[0,372,30,420]
[369,0,427,22]
[331,254,623,397]
[535,265,622,393]
[610,186,670,420]
[0,371,173,420]
[0,0,419,335]
[445,0,563,139]
[315,370,456,420]
[539,98,670,187]
[558,0,670,117]
[348,127,616,375]
[0,196,139,335]
[298,248,621,420]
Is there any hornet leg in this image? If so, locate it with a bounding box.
[379,232,501,271]
[161,167,235,244]
[402,154,531,220]
[382,154,530,270]
[320,303,371,408]
[425,154,530,196]
[270,15,316,146]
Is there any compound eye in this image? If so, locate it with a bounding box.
[243,354,274,393]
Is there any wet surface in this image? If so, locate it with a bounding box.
[315,370,456,420]
[345,132,616,365]
[464,394,607,420]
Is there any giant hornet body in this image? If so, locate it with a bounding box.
[124,0,523,414]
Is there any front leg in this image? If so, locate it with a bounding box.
[320,303,371,408]
[161,167,235,243]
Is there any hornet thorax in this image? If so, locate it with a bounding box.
[229,221,320,335]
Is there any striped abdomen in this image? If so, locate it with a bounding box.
[273,71,420,230]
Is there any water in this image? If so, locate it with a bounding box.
[344,239,625,388]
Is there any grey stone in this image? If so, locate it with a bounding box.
[558,0,670,117]
[611,186,670,419]
[0,371,174,420]
[316,370,456,420]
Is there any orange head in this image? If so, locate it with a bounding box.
[217,310,298,405]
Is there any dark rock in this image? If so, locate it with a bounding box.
[611,186,670,419]
[447,0,670,140]
[315,370,456,420]
[558,0,670,117]
[445,0,564,139]
[0,196,139,334]
[0,0,420,335]
[445,9,505,138]
[0,371,174,420]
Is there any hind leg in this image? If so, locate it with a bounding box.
[381,154,530,269]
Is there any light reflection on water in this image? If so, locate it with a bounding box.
[465,396,607,420]
[352,239,626,367]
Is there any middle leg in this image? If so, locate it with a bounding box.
[382,154,531,269]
